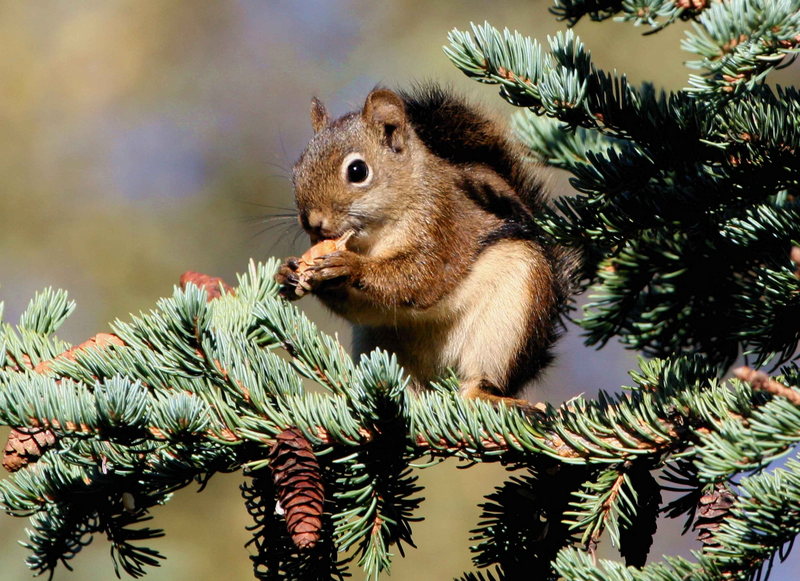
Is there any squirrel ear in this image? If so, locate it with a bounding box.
[310,97,329,134]
[363,89,406,152]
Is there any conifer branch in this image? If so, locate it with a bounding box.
[735,365,800,406]
[1,2,799,578]
[550,0,713,32]
[447,18,800,370]
[555,456,800,581]
[1,261,798,580]
[683,0,800,100]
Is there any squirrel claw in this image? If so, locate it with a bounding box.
[513,399,548,420]
[460,381,548,420]
[303,251,359,287]
[276,259,304,301]
[275,252,358,299]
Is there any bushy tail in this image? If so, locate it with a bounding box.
[399,83,546,213]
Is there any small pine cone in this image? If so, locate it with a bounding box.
[3,333,124,471]
[268,427,325,550]
[180,271,235,302]
[3,427,57,472]
[694,483,736,548]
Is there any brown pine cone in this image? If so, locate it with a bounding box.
[179,271,235,301]
[694,483,736,547]
[268,427,325,549]
[2,428,57,472]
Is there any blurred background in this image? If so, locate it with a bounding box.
[0,1,798,579]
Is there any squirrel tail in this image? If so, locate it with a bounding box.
[398,82,546,212]
[400,82,582,310]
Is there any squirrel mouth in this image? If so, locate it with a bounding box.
[309,229,355,247]
[310,233,337,244]
[309,226,359,245]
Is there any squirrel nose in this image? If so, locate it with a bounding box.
[304,210,332,240]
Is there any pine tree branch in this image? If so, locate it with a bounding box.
[0,266,713,580]
[734,366,800,406]
[550,0,713,32]
[692,370,800,481]
[0,264,797,580]
[508,89,800,369]
[684,0,800,100]
[556,455,800,581]
[564,468,627,548]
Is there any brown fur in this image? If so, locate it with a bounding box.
[276,84,574,403]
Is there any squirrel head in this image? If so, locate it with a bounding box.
[293,88,423,246]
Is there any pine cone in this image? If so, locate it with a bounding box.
[693,483,736,547]
[180,271,235,301]
[2,333,124,472]
[2,427,57,472]
[268,427,325,550]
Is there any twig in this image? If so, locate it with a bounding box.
[734,366,800,406]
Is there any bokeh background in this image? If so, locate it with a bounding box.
[0,1,798,580]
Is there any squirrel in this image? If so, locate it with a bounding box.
[275,84,575,409]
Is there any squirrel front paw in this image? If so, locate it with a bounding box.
[276,257,305,301]
[276,251,361,300]
[299,250,361,292]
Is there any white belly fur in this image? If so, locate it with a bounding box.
[352,239,541,387]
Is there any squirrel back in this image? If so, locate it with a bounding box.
[398,84,545,213]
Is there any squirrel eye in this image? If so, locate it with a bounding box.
[347,159,369,184]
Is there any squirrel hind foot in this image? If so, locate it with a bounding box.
[460,379,546,417]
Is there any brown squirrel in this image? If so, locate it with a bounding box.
[275,84,574,408]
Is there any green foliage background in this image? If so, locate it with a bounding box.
[0,1,798,580]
